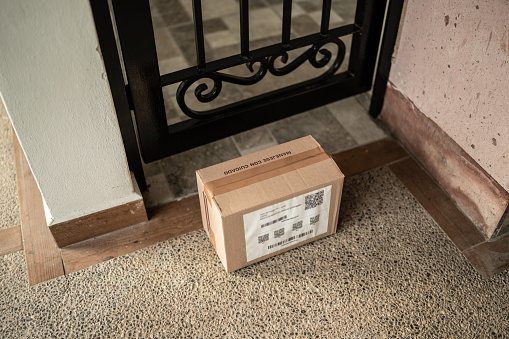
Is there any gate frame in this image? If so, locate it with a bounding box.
[90,0,404,189]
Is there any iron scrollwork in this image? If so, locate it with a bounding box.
[176,37,346,119]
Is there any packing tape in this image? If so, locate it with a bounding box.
[204,146,331,203]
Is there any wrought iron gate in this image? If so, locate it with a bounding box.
[90,0,404,189]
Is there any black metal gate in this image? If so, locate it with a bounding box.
[90,0,404,189]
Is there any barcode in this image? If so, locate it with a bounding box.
[267,230,313,250]
[292,221,303,231]
[258,233,269,244]
[274,228,285,238]
[305,190,324,210]
[310,214,320,225]
[298,230,313,238]
[261,215,287,228]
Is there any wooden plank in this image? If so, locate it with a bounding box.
[463,232,509,278]
[60,138,408,274]
[49,184,147,247]
[13,132,65,285]
[331,138,408,177]
[390,158,485,252]
[0,226,23,256]
[61,196,202,273]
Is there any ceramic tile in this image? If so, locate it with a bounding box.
[158,56,189,77]
[249,36,281,50]
[154,28,181,60]
[232,126,278,156]
[142,160,163,177]
[222,8,281,42]
[163,95,189,125]
[296,0,322,13]
[271,3,306,19]
[205,30,239,50]
[151,11,166,30]
[266,107,358,154]
[232,0,266,9]
[203,18,228,34]
[248,0,266,10]
[180,0,238,20]
[155,0,191,14]
[150,0,181,14]
[161,10,192,27]
[159,138,241,198]
[170,23,198,64]
[309,10,344,27]
[327,97,386,145]
[142,173,176,208]
[331,1,357,23]
[291,14,320,37]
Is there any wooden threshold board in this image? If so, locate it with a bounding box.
[0,226,23,256]
[13,132,65,285]
[331,138,408,177]
[60,197,202,274]
[389,157,509,278]
[60,139,408,274]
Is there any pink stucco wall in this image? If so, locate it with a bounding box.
[390,0,509,191]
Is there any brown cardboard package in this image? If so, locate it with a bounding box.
[196,136,344,272]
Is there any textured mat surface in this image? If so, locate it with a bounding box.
[1,167,508,338]
[0,101,20,231]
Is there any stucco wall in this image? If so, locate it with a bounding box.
[0,0,141,225]
[390,0,509,191]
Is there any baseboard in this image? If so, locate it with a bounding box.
[49,173,148,248]
[381,83,509,239]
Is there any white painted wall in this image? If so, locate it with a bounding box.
[390,0,509,191]
[0,0,141,225]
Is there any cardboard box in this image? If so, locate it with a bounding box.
[196,136,344,272]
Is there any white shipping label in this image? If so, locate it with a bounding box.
[243,185,332,262]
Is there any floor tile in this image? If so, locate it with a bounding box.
[163,95,189,125]
[142,160,164,177]
[232,126,278,156]
[205,30,239,50]
[170,23,199,65]
[266,106,358,154]
[248,0,266,10]
[142,173,176,208]
[331,1,357,23]
[223,8,281,42]
[309,10,344,27]
[203,18,229,34]
[154,28,181,60]
[161,10,192,27]
[150,0,184,14]
[296,0,322,13]
[327,97,386,145]
[291,14,320,37]
[158,56,189,77]
[150,11,166,30]
[159,138,241,198]
[180,0,238,20]
[271,3,306,18]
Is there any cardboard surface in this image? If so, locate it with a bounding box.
[197,136,344,272]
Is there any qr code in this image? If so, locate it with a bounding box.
[305,190,324,210]
[274,228,285,238]
[292,220,303,231]
[310,214,320,225]
[258,233,269,244]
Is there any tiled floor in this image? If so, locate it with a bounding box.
[142,0,387,207]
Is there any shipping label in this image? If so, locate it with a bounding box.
[243,185,332,262]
